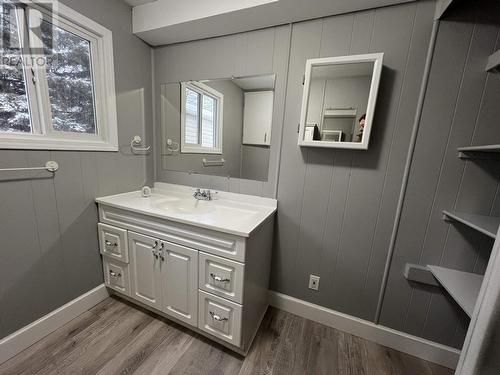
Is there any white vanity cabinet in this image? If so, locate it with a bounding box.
[96,186,276,355]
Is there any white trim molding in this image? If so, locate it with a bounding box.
[0,284,109,365]
[269,291,460,370]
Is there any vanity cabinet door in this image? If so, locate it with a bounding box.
[161,242,198,327]
[129,231,162,310]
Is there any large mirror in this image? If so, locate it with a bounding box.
[161,74,275,181]
[298,53,383,150]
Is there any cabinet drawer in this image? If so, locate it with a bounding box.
[98,223,129,263]
[99,206,246,262]
[198,290,242,347]
[199,252,244,304]
[103,258,131,296]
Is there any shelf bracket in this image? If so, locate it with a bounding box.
[443,212,453,222]
[404,263,441,287]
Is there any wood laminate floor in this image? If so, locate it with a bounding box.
[0,296,454,375]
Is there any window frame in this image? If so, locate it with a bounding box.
[0,1,118,151]
[180,81,223,155]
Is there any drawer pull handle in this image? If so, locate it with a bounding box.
[152,241,159,259]
[210,273,230,283]
[109,270,121,278]
[159,243,165,262]
[209,311,228,322]
[105,240,118,248]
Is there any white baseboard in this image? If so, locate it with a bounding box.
[269,291,460,369]
[0,284,109,365]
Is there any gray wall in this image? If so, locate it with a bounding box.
[161,80,244,177]
[154,26,291,197]
[0,0,153,339]
[272,0,435,326]
[379,17,500,348]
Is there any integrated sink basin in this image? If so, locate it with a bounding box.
[95,182,277,237]
[156,199,213,215]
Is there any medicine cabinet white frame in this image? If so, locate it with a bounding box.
[297,53,384,150]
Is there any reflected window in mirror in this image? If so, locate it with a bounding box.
[181,82,223,154]
[298,53,383,150]
[161,74,276,181]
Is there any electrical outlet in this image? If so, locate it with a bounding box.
[308,275,320,291]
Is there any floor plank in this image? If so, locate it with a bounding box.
[0,296,455,375]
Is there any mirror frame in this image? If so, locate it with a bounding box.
[297,53,384,150]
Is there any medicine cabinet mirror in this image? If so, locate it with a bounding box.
[297,53,383,150]
[161,74,275,181]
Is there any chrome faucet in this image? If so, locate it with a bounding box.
[193,188,212,201]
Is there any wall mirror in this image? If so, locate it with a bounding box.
[297,53,383,150]
[161,74,275,181]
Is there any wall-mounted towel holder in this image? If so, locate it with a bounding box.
[0,161,59,173]
[131,135,151,153]
[202,158,225,167]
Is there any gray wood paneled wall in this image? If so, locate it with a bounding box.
[272,0,435,323]
[0,0,153,339]
[379,18,500,348]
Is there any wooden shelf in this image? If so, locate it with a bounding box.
[443,211,500,239]
[458,144,500,159]
[428,265,483,317]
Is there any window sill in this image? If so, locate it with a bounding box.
[0,136,119,152]
[181,147,222,155]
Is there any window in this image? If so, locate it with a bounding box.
[0,1,118,150]
[181,81,223,154]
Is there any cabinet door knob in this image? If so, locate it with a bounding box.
[105,240,117,248]
[209,311,228,322]
[109,270,121,278]
[210,273,230,283]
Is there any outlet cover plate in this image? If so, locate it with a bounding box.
[309,275,320,291]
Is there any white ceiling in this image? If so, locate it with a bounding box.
[130,0,416,46]
[232,74,275,91]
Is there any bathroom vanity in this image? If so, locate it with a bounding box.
[95,183,276,355]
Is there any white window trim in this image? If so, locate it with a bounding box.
[180,81,223,155]
[0,0,118,151]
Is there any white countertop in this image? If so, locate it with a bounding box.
[95,182,277,237]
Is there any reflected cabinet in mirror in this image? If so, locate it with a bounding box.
[161,74,275,181]
[298,53,383,150]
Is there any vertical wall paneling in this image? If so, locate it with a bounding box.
[380,17,500,348]
[0,0,153,339]
[271,19,324,299]
[273,1,436,322]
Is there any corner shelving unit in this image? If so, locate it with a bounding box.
[426,139,500,373]
[425,144,500,320]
